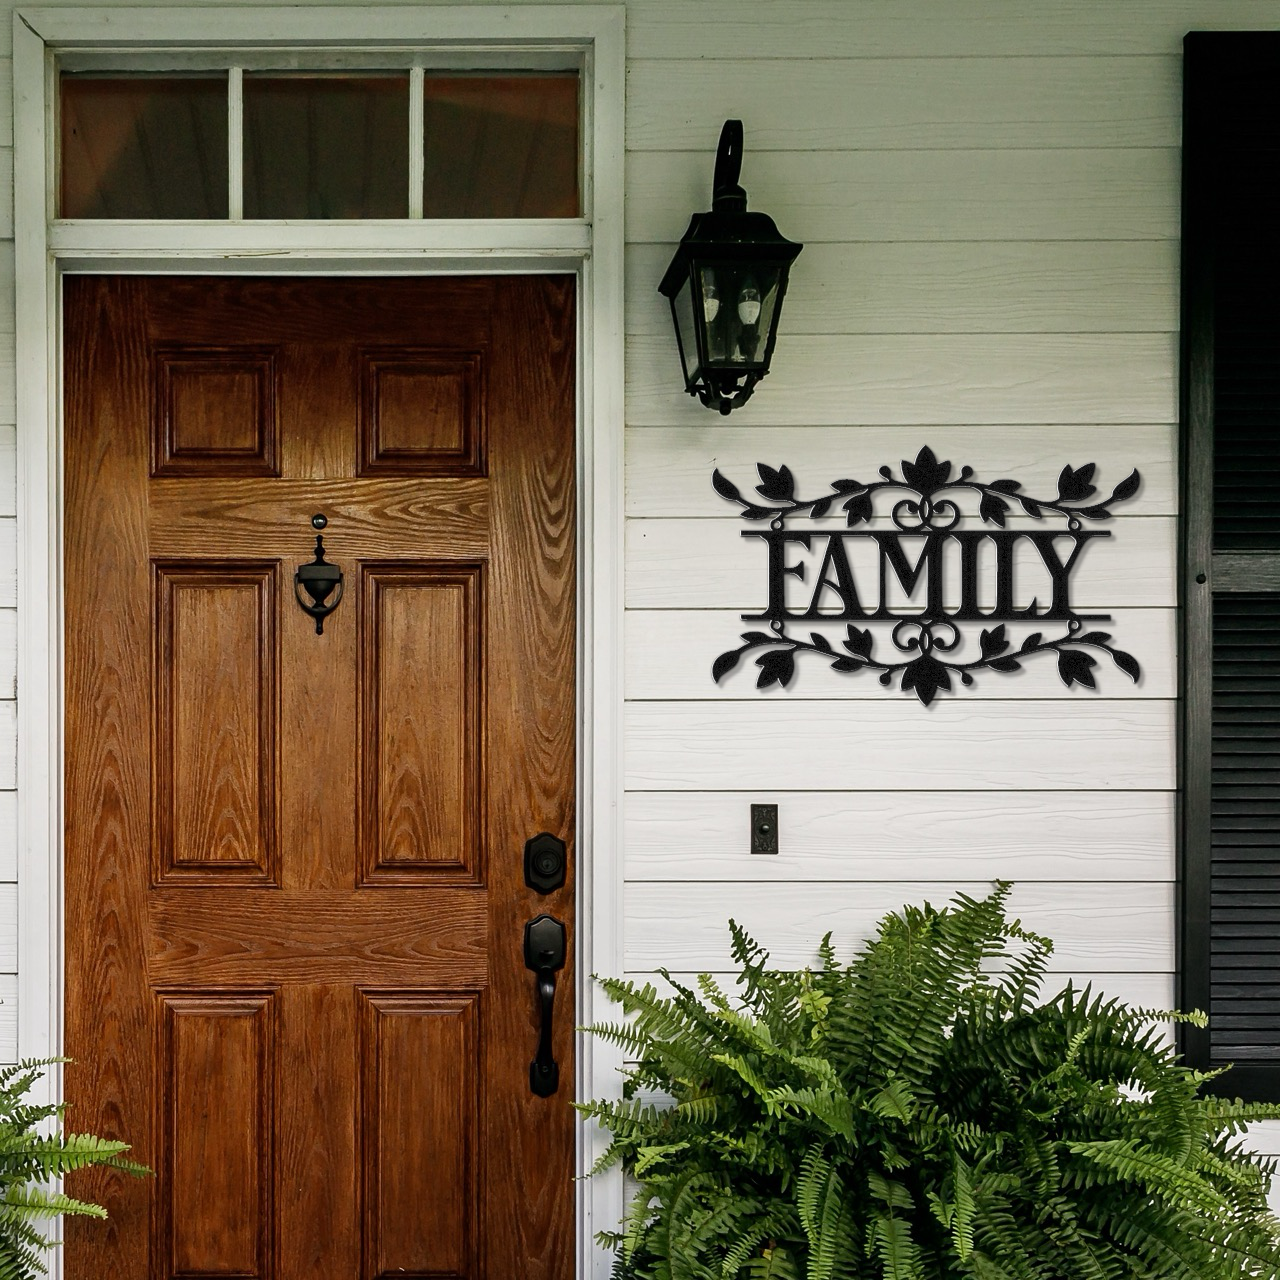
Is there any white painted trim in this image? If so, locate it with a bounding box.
[408,65,425,221]
[21,4,616,45]
[49,219,593,256]
[13,9,625,1279]
[228,67,244,221]
[575,16,627,1277]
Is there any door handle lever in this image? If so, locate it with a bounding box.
[524,914,566,1097]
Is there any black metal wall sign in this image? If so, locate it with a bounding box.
[711,447,1142,706]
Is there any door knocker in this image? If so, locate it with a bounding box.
[294,514,344,635]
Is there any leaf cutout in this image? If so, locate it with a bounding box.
[1019,632,1043,653]
[978,492,1009,527]
[1111,648,1141,682]
[1020,498,1043,519]
[711,469,742,503]
[809,498,832,520]
[831,657,863,673]
[756,649,796,689]
[1057,463,1097,502]
[900,654,952,706]
[1075,632,1112,646]
[980,625,1009,659]
[831,479,863,494]
[988,478,1022,494]
[1057,648,1097,690]
[755,463,795,501]
[712,649,742,683]
[844,625,874,659]
[811,632,834,654]
[843,491,874,526]
[1110,469,1141,503]
[901,446,952,497]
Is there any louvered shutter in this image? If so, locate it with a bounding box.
[1182,32,1280,1099]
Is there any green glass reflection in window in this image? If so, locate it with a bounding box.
[422,74,580,218]
[60,75,229,219]
[243,75,410,219]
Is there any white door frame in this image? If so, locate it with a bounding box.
[13,8,625,1277]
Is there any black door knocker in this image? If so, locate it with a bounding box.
[294,514,344,635]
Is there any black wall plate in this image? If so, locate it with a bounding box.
[751,804,779,855]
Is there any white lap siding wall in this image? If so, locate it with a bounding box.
[1,0,1279,1171]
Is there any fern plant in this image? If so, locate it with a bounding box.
[0,1058,148,1280]
[580,883,1280,1280]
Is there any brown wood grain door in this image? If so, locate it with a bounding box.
[63,276,576,1280]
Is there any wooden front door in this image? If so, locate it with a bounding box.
[63,276,576,1280]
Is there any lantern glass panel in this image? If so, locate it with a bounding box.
[697,264,783,371]
[670,271,701,388]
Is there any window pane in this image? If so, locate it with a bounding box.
[61,76,229,219]
[422,75,579,218]
[243,75,410,219]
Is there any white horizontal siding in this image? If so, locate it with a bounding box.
[626,57,1180,152]
[0,885,16,973]
[625,790,1174,882]
[0,975,15,1063]
[0,610,14,700]
[0,704,13,792]
[0,519,14,610]
[0,429,14,518]
[626,334,1178,426]
[626,426,1176,515]
[0,793,14,883]
[627,149,1179,244]
[627,700,1175,791]
[624,0,1280,58]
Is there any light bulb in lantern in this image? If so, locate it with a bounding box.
[702,279,721,323]
[737,280,762,326]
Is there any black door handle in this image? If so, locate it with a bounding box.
[524,914,566,1097]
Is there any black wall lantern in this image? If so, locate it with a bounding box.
[659,120,803,415]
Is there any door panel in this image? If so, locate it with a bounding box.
[64,276,576,1280]
[358,991,480,1277]
[154,561,279,882]
[159,992,275,1279]
[359,563,484,883]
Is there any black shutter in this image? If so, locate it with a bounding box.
[1182,32,1280,1099]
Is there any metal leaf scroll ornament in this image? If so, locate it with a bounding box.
[711,447,1143,706]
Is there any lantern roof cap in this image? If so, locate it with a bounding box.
[659,208,802,297]
[658,120,802,298]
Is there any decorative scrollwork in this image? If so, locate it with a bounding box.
[710,447,1143,706]
[713,619,1141,708]
[711,445,1141,532]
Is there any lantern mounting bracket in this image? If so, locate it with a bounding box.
[711,119,746,211]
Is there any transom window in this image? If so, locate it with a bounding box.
[60,67,580,220]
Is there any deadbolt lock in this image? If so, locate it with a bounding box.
[524,833,567,894]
